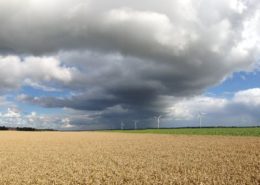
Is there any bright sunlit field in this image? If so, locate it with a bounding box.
[0,131,259,184]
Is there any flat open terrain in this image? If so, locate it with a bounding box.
[0,132,259,185]
[110,127,260,136]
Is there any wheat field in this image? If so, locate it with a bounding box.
[0,131,259,185]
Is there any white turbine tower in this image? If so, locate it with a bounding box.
[121,121,124,130]
[198,112,206,128]
[155,115,162,129]
[134,120,138,130]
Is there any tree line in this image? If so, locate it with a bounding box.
[0,126,55,131]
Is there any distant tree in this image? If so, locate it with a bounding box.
[16,127,36,131]
[0,126,8,130]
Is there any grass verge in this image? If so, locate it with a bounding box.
[108,127,260,136]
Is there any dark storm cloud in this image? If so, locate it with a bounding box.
[1,0,260,129]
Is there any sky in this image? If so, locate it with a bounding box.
[0,0,259,130]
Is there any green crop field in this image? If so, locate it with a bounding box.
[108,127,260,136]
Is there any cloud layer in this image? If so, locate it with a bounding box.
[12,88,260,129]
[0,0,259,129]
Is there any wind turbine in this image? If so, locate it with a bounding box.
[121,121,124,130]
[198,112,206,128]
[154,115,162,129]
[134,120,138,130]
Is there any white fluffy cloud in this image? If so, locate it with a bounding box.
[0,107,69,129]
[233,88,260,106]
[0,56,75,91]
[167,96,228,120]
[164,88,260,127]
[61,118,75,129]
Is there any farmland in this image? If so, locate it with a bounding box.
[110,127,260,136]
[0,131,259,184]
